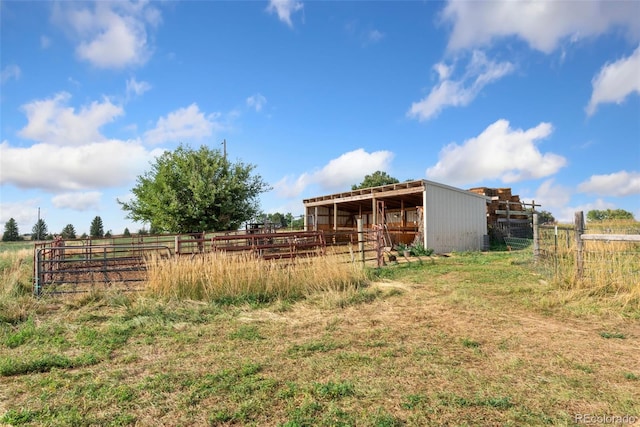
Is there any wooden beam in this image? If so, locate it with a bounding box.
[581,234,640,242]
[303,185,426,207]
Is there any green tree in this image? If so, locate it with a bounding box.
[587,209,634,222]
[2,218,21,241]
[119,144,270,233]
[535,210,555,224]
[105,230,112,238]
[60,224,76,239]
[352,171,399,190]
[266,212,287,228]
[123,227,131,237]
[31,219,48,241]
[90,216,104,238]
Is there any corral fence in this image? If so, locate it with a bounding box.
[32,225,387,296]
[33,243,172,296]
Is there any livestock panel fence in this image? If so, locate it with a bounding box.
[536,211,640,288]
[32,226,390,296]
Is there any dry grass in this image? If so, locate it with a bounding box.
[145,250,368,303]
[0,248,37,324]
[1,244,639,425]
[538,221,640,312]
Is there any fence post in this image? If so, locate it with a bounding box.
[532,213,539,262]
[575,211,584,280]
[357,218,365,265]
[34,249,42,297]
[375,226,384,268]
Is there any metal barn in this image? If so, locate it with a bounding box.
[303,179,489,253]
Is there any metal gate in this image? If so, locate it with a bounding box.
[34,244,171,296]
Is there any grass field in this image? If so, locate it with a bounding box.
[1,245,638,426]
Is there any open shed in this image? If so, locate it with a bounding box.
[303,179,489,253]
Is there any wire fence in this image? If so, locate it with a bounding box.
[536,215,640,290]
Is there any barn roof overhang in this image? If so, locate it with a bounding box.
[302,179,488,213]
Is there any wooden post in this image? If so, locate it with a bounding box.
[575,211,584,280]
[506,202,511,238]
[374,225,384,267]
[532,213,539,262]
[357,218,365,265]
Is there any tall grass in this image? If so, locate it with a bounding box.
[145,250,368,303]
[538,221,640,311]
[0,248,36,323]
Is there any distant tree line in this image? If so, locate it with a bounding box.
[2,215,119,242]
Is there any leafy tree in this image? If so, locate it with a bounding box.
[105,230,112,238]
[266,212,287,228]
[31,219,48,241]
[2,218,21,241]
[137,228,149,236]
[289,213,304,230]
[587,209,634,222]
[90,216,104,238]
[534,210,555,224]
[123,227,131,237]
[119,144,270,233]
[352,171,399,190]
[80,232,88,239]
[61,224,76,239]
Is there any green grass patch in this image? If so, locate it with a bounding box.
[0,352,99,376]
[600,331,625,339]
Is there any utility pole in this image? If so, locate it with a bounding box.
[37,207,41,241]
[221,139,227,162]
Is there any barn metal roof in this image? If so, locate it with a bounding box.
[302,179,488,212]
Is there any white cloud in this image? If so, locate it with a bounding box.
[577,171,640,197]
[426,119,566,186]
[52,191,102,211]
[144,104,222,145]
[53,1,161,69]
[274,173,312,199]
[126,77,152,99]
[442,0,640,53]
[40,35,52,49]
[433,62,452,81]
[246,94,267,112]
[0,139,163,192]
[520,179,572,215]
[407,51,514,121]
[267,0,303,28]
[18,92,123,146]
[0,199,40,234]
[275,148,394,198]
[365,29,384,45]
[1,64,21,84]
[586,45,640,116]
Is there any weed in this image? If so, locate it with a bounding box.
[461,338,481,348]
[229,324,263,341]
[401,393,427,409]
[312,381,356,399]
[600,331,625,339]
[624,372,639,380]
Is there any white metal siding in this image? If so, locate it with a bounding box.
[425,183,487,253]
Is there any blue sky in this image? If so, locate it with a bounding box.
[1,0,639,235]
